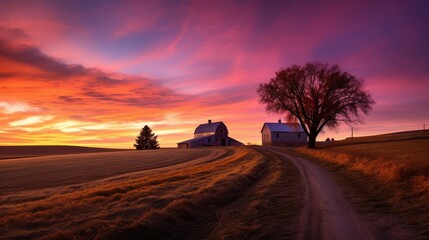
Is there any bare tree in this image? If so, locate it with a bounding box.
[258,62,375,148]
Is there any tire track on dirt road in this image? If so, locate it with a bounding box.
[264,147,381,240]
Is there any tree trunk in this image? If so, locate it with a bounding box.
[307,133,317,149]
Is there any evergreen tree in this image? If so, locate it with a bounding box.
[134,125,160,150]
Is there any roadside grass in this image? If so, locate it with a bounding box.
[295,131,429,237]
[0,146,303,239]
[210,147,304,239]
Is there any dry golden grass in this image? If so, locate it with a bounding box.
[0,146,126,160]
[295,131,429,236]
[0,149,216,194]
[300,139,429,182]
[0,146,303,239]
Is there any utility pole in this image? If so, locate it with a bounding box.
[351,127,354,140]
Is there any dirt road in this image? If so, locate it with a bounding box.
[265,148,381,240]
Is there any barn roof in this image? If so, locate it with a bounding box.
[261,122,304,133]
[194,121,224,134]
[177,135,212,144]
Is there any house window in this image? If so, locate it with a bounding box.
[298,133,301,138]
[276,133,279,138]
[208,138,211,142]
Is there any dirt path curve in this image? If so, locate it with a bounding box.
[265,147,381,240]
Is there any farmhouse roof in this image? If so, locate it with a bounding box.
[261,122,304,133]
[194,121,223,134]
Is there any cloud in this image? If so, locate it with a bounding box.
[0,101,40,114]
[57,96,84,103]
[9,115,54,126]
[0,25,32,43]
[0,35,189,108]
[0,39,87,78]
[195,84,257,105]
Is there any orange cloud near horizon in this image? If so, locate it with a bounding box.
[0,38,272,148]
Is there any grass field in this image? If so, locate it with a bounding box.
[0,146,304,239]
[296,130,429,236]
[0,146,127,160]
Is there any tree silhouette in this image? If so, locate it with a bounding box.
[134,125,160,150]
[258,62,375,148]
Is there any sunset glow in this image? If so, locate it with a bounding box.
[1,1,428,148]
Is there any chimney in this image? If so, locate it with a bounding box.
[278,119,281,123]
[208,119,212,124]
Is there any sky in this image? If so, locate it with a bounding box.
[0,0,428,148]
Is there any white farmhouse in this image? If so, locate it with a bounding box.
[261,120,307,146]
[177,120,243,148]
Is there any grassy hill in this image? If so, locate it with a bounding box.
[296,129,429,237]
[326,129,428,145]
[317,130,429,173]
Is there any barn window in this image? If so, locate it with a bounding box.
[298,133,301,138]
[276,133,279,138]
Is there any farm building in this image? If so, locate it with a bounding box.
[177,120,243,148]
[261,120,307,146]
